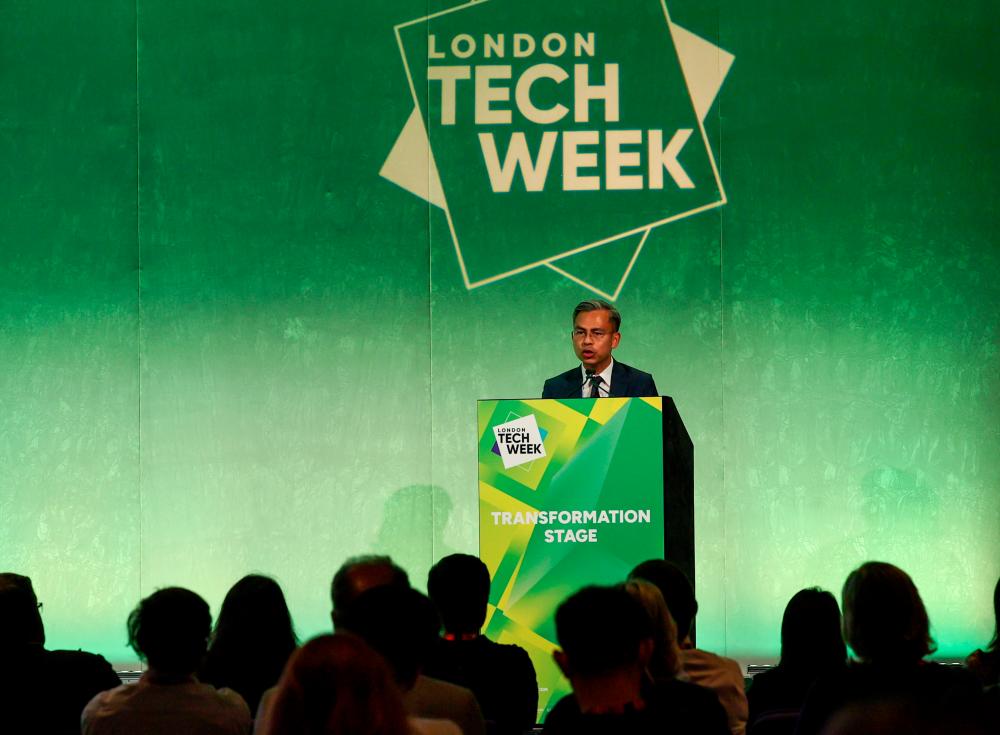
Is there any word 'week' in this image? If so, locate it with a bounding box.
[424,33,697,193]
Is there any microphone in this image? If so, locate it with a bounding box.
[570,371,594,398]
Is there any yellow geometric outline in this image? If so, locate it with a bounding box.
[392,0,728,296]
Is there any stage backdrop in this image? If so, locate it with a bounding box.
[2,0,998,671]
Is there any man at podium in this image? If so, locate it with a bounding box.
[542,299,658,399]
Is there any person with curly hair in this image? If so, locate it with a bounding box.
[82,587,250,735]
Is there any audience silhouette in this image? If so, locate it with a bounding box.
[965,576,999,689]
[199,574,299,715]
[623,578,683,680]
[623,578,729,734]
[795,561,986,735]
[424,553,538,735]
[338,584,485,735]
[629,559,749,735]
[544,584,729,734]
[82,586,251,735]
[1,555,995,735]
[256,633,456,735]
[330,554,410,629]
[746,588,846,729]
[0,572,121,735]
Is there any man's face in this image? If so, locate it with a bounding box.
[572,309,620,373]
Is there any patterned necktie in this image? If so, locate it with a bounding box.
[589,374,603,398]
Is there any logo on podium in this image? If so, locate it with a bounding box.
[492,413,547,469]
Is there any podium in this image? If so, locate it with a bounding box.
[477,396,693,718]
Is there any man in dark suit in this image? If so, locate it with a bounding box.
[542,299,658,399]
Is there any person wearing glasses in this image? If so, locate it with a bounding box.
[542,300,658,399]
[0,573,121,735]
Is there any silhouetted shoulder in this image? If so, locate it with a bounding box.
[44,649,120,684]
[543,691,674,734]
[649,677,729,735]
[965,648,1000,688]
[410,716,463,735]
[796,662,985,735]
[2,648,122,735]
[404,675,486,735]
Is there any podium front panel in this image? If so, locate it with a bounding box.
[478,396,687,719]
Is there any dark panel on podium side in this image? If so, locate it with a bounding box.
[661,396,695,601]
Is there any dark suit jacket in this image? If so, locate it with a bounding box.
[541,361,658,399]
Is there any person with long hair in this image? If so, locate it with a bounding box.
[257,633,458,735]
[746,587,846,725]
[628,559,747,735]
[623,579,728,734]
[200,575,299,715]
[623,579,682,680]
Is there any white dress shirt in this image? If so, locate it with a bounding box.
[579,358,614,397]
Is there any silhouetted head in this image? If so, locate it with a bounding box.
[628,560,697,643]
[624,578,682,678]
[128,587,211,675]
[202,573,298,708]
[265,633,409,735]
[0,573,45,647]
[210,574,297,655]
[427,554,490,635]
[337,585,440,689]
[554,585,653,680]
[842,562,934,664]
[330,555,409,627]
[779,587,846,673]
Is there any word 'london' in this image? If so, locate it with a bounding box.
[426,32,696,193]
[490,508,652,544]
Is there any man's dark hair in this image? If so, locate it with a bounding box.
[337,585,441,687]
[842,561,935,663]
[330,555,410,614]
[573,299,621,332]
[628,559,697,642]
[555,585,652,677]
[0,573,45,647]
[427,554,490,634]
[127,587,211,674]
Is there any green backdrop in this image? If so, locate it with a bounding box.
[2,0,997,670]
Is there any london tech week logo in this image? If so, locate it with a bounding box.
[381,0,734,300]
[492,413,547,470]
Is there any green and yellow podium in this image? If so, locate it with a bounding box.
[477,396,693,717]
